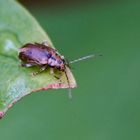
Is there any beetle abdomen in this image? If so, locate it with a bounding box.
[19,43,52,65]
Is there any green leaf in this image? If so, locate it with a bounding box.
[0,0,76,118]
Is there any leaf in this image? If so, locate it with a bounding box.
[0,0,76,119]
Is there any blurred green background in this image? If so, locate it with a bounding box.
[0,0,140,140]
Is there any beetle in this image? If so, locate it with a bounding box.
[18,42,66,73]
[18,41,98,97]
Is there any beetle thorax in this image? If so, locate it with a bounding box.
[48,54,65,71]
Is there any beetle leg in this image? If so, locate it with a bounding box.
[21,63,34,67]
[50,68,54,75]
[50,68,60,79]
[31,65,47,76]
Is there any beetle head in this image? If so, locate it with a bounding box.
[59,56,71,71]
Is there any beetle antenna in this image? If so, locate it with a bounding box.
[64,68,72,99]
[70,54,102,64]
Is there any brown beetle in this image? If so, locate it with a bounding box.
[19,42,66,72]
